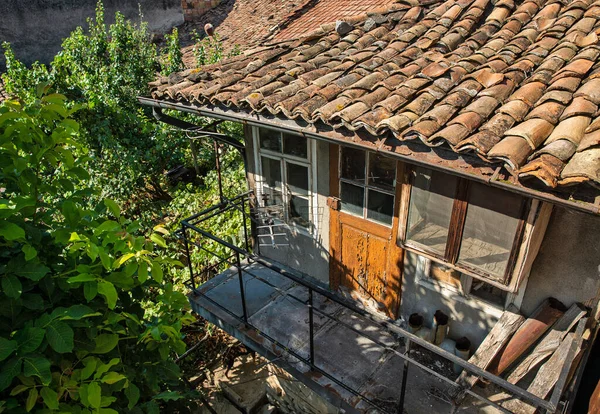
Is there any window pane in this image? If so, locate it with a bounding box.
[406,168,457,256]
[282,133,307,158]
[469,280,507,307]
[286,163,309,196]
[259,128,281,152]
[367,190,394,225]
[261,157,283,206]
[340,147,366,184]
[458,183,523,281]
[368,153,396,191]
[290,196,310,227]
[340,182,364,216]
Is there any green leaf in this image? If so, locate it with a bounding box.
[94,220,120,235]
[151,262,163,283]
[104,199,120,218]
[84,281,98,302]
[26,387,38,412]
[94,358,120,378]
[23,357,51,385]
[21,245,37,261]
[88,382,101,409]
[101,372,126,384]
[0,358,22,391]
[150,233,167,248]
[93,334,118,354]
[67,273,96,283]
[0,222,25,241]
[0,338,17,361]
[10,384,29,396]
[40,387,59,410]
[16,327,45,354]
[113,253,135,269]
[98,281,118,309]
[16,262,49,281]
[81,357,98,380]
[99,251,112,270]
[138,264,148,283]
[21,293,44,310]
[51,304,100,320]
[2,275,22,299]
[125,382,140,410]
[154,391,183,401]
[45,320,74,353]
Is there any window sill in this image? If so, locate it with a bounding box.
[415,277,504,319]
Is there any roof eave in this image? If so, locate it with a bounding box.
[138,96,600,216]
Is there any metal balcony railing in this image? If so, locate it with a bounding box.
[179,192,584,414]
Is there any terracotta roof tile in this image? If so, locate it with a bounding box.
[151,0,600,192]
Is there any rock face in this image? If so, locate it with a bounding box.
[0,0,183,70]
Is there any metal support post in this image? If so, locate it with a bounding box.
[397,339,410,414]
[236,252,248,323]
[309,288,315,366]
[182,225,196,289]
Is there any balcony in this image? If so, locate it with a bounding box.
[179,192,579,414]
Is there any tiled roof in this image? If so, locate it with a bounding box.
[152,0,600,191]
[272,0,399,41]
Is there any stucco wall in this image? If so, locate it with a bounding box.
[0,0,183,70]
[520,206,600,316]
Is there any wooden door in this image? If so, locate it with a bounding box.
[329,144,404,319]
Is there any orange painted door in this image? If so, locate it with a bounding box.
[329,145,404,319]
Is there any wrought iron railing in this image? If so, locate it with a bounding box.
[179,192,584,414]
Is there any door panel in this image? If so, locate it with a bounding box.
[329,144,404,318]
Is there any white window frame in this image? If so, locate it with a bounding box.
[338,148,397,227]
[252,126,318,237]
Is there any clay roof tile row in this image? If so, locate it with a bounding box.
[152,0,600,192]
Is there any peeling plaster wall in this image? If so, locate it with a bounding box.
[245,132,331,285]
[0,0,183,70]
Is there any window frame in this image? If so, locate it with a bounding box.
[252,127,317,235]
[338,148,397,227]
[398,164,531,291]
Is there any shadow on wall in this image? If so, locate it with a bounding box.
[0,0,183,70]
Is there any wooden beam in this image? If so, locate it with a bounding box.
[452,306,525,403]
[506,303,587,385]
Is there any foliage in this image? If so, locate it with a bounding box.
[0,95,195,412]
[2,2,188,209]
[191,31,240,67]
[161,28,185,75]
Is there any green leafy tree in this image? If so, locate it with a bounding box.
[0,94,195,412]
[162,28,184,74]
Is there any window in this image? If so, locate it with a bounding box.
[339,147,397,226]
[256,128,312,228]
[401,166,527,287]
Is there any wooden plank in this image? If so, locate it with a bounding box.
[489,298,565,376]
[503,333,583,414]
[506,303,587,385]
[590,379,600,414]
[452,306,525,403]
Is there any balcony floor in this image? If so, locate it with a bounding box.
[190,261,499,413]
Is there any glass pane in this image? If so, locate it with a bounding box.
[286,163,309,196]
[282,133,307,158]
[290,196,310,227]
[340,182,364,216]
[458,183,523,281]
[260,157,283,206]
[367,190,394,225]
[406,168,457,256]
[259,128,281,152]
[469,280,508,307]
[368,153,396,191]
[340,147,366,184]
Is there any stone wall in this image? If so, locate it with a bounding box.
[0,0,183,70]
[181,0,222,22]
